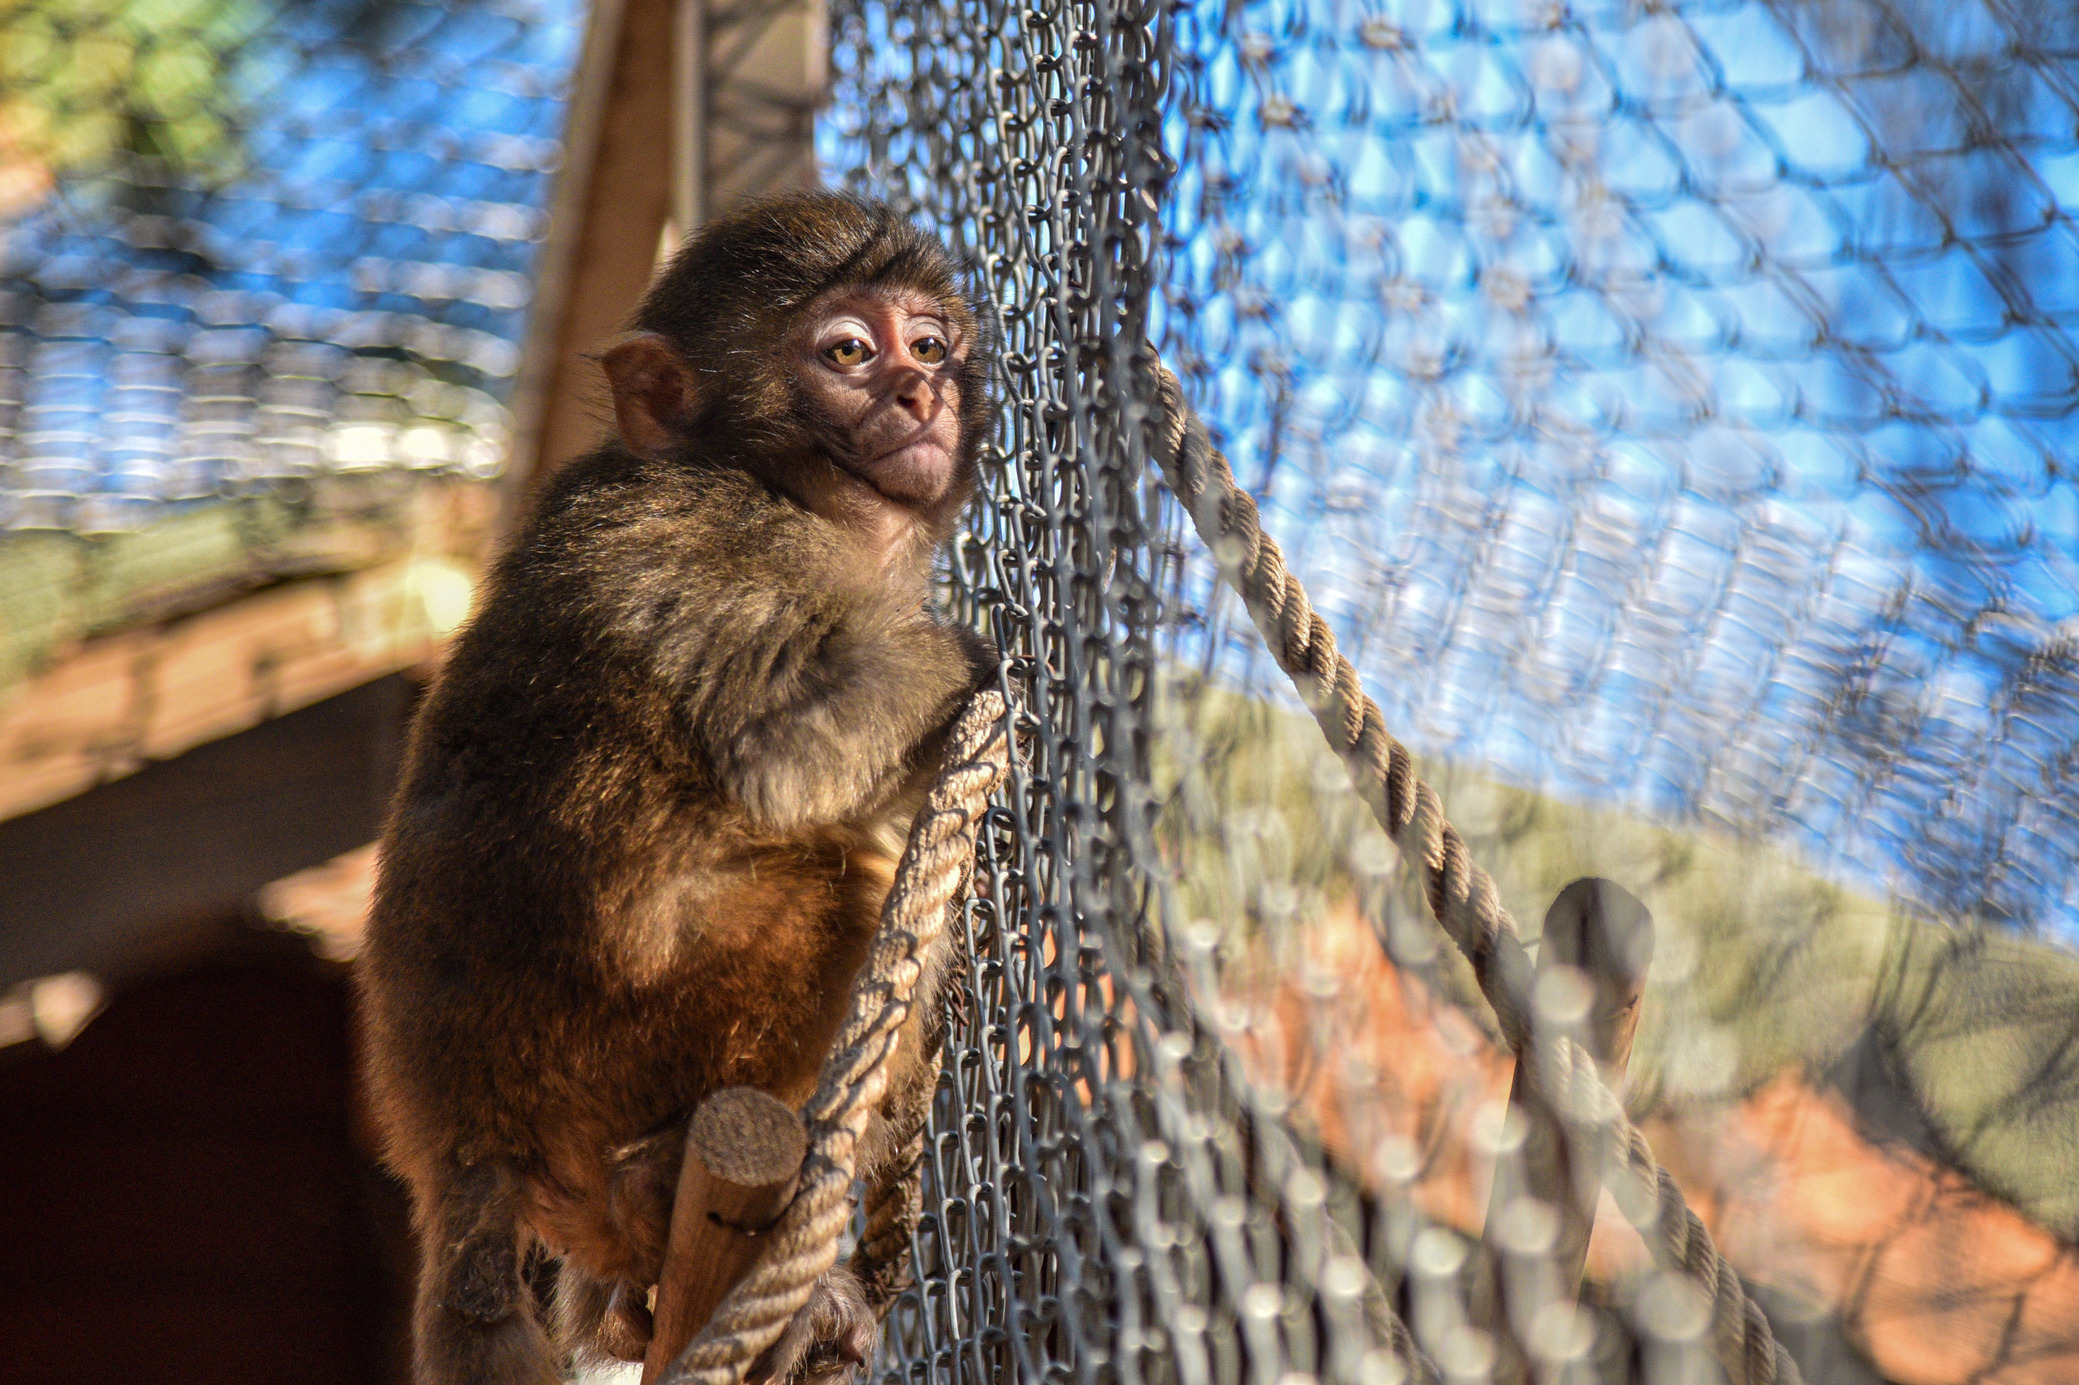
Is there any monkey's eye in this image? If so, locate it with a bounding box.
[825,338,873,369]
[910,335,949,366]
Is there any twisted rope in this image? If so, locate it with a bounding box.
[849,1118,927,1314]
[659,690,1011,1385]
[1150,366,1801,1385]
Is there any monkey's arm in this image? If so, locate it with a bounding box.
[657,564,987,832]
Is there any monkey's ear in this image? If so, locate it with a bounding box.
[602,333,699,458]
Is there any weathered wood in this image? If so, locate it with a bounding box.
[672,0,707,236]
[703,0,824,215]
[1469,877,1653,1372]
[501,0,828,527]
[499,0,677,525]
[0,489,484,827]
[641,1086,810,1384]
[0,675,414,991]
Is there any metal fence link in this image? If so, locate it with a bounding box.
[822,0,2079,1383]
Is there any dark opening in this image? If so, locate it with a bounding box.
[0,939,413,1385]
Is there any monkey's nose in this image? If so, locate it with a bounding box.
[892,376,934,421]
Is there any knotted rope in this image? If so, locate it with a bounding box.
[658,690,1011,1385]
[1151,365,1801,1385]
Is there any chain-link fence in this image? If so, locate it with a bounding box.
[821,0,2079,1383]
[3,0,2075,1377]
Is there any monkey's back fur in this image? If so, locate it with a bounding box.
[356,190,991,1385]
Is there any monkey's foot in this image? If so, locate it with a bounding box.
[599,1282,655,1363]
[744,1266,877,1385]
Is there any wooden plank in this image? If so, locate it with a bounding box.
[499,0,678,524]
[703,0,824,215]
[672,0,708,235]
[0,482,484,826]
[0,554,470,824]
[0,675,414,991]
[500,0,832,526]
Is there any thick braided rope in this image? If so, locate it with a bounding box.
[1150,368,1800,1385]
[659,691,1011,1385]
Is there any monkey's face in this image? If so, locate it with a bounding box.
[791,287,970,509]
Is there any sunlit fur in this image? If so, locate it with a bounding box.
[357,190,993,1385]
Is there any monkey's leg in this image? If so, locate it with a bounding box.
[744,1264,879,1385]
[550,1125,683,1364]
[413,1161,560,1385]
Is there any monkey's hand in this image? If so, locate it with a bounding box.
[744,1266,878,1385]
[693,597,980,833]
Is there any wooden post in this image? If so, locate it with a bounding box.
[1469,877,1653,1371]
[498,0,677,530]
[497,0,825,530]
[640,1087,811,1384]
[703,0,825,214]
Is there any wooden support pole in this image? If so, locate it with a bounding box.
[499,0,676,530]
[1468,877,1653,1372]
[641,1087,811,1385]
[702,0,824,215]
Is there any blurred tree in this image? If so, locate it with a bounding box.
[0,0,272,216]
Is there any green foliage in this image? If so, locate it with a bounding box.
[0,0,269,200]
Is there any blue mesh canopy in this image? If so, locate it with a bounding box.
[0,0,586,533]
[825,0,2079,942]
[1149,0,2079,937]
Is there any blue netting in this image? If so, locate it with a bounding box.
[0,0,586,533]
[826,0,2079,941]
[1152,0,2079,939]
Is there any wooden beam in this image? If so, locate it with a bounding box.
[672,0,708,236]
[500,0,826,523]
[501,0,678,522]
[704,0,825,215]
[1469,877,1653,1374]
[0,543,476,827]
[0,675,415,991]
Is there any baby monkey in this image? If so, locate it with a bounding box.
[358,192,994,1385]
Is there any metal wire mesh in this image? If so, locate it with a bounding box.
[3,0,2070,1374]
[0,0,585,534]
[822,0,2079,1383]
[1150,0,2079,938]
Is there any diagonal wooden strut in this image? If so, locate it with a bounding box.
[1468,878,1654,1378]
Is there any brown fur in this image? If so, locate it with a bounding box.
[357,191,992,1385]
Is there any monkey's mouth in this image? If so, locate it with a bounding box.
[846,436,956,505]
